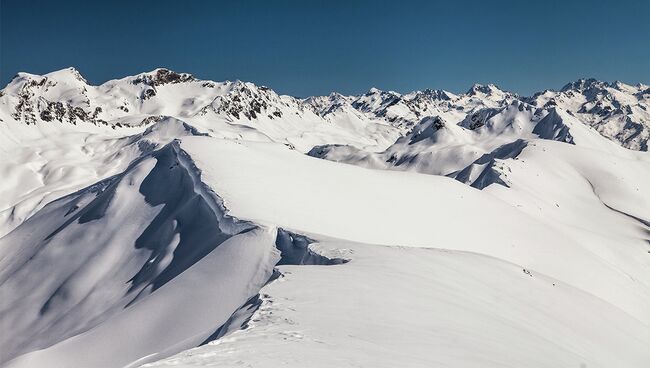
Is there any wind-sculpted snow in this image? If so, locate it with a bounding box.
[0,141,269,364]
[275,229,348,266]
[0,138,350,368]
[0,117,207,237]
[1,69,650,368]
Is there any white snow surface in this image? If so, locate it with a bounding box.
[1,68,650,368]
[144,240,650,368]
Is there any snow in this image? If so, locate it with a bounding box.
[1,67,650,368]
[1,142,280,367]
[6,227,279,368]
[144,240,650,368]
[180,136,650,327]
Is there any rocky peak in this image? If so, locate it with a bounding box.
[353,88,402,112]
[3,68,87,95]
[459,107,501,130]
[132,68,195,87]
[415,88,454,101]
[466,83,501,96]
[209,80,284,120]
[560,78,607,93]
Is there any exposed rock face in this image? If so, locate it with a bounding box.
[133,68,195,86]
[209,82,284,120]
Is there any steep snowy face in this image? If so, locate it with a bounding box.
[526,78,650,150]
[0,140,283,367]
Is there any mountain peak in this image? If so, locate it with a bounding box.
[418,88,456,101]
[133,68,195,86]
[408,116,447,144]
[2,68,87,94]
[466,83,501,96]
[560,78,605,92]
[44,67,88,84]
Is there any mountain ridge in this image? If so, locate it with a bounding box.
[2,67,648,151]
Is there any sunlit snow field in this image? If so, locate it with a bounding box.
[1,69,649,368]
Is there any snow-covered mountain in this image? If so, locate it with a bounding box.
[525,78,650,150]
[1,68,650,368]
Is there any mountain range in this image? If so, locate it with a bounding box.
[1,68,649,368]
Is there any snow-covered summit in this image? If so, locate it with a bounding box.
[467,83,505,96]
[560,77,606,92]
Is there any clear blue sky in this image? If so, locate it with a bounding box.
[1,0,649,96]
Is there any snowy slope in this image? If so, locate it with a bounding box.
[149,136,650,368]
[181,137,650,325]
[144,240,650,368]
[1,68,650,368]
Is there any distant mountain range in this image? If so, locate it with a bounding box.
[2,68,648,150]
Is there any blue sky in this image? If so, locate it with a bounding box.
[1,0,648,96]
